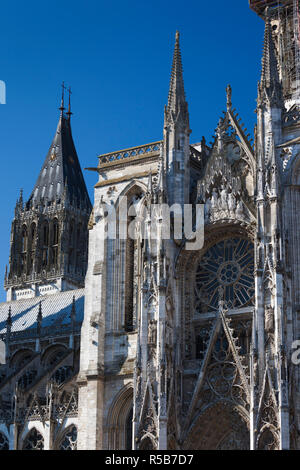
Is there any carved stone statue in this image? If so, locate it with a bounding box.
[228,191,236,212]
[220,185,228,211]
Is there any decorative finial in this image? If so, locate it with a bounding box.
[37,301,43,322]
[264,6,270,19]
[67,86,72,120]
[7,306,12,328]
[59,81,67,114]
[71,295,76,321]
[19,188,23,206]
[176,30,180,42]
[37,301,43,335]
[226,84,232,111]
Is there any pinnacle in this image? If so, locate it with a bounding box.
[167,31,186,115]
[261,17,280,89]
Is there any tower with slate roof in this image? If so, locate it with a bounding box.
[4,87,92,301]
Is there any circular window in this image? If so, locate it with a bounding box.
[195,238,254,313]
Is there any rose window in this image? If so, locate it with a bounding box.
[195,238,254,312]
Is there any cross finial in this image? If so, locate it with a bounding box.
[67,86,72,120]
[59,81,67,114]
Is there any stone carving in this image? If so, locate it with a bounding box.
[204,186,248,223]
[280,147,293,171]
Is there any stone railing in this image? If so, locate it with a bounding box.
[98,141,162,165]
[0,323,81,343]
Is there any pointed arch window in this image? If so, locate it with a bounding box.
[68,221,75,272]
[21,225,28,253]
[52,219,59,268]
[22,428,44,450]
[124,191,143,332]
[75,224,82,272]
[59,425,77,450]
[42,221,49,268]
[21,225,28,273]
[28,223,36,273]
[125,214,135,332]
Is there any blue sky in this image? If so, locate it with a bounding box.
[0,0,264,302]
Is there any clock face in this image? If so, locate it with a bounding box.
[225,143,240,164]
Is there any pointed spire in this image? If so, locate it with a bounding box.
[167,31,187,117]
[259,13,282,107]
[261,15,279,87]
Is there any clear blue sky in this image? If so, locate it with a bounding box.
[0,0,264,302]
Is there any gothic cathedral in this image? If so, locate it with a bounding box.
[0,0,299,450]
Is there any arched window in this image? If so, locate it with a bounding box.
[107,385,133,450]
[42,222,49,267]
[68,222,74,271]
[124,192,143,332]
[42,345,67,368]
[0,432,9,450]
[59,425,77,450]
[28,223,36,273]
[75,224,81,271]
[53,220,59,245]
[21,225,28,252]
[43,223,49,246]
[50,365,73,385]
[21,225,28,272]
[22,428,44,450]
[125,214,135,332]
[52,219,59,267]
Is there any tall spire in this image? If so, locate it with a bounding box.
[259,13,282,107]
[167,31,187,118]
[163,31,190,207]
[261,15,280,88]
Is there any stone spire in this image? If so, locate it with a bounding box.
[258,13,282,107]
[163,32,190,207]
[165,31,189,126]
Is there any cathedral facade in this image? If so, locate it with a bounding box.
[0,0,300,450]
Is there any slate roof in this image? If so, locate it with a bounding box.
[28,111,91,211]
[0,289,84,335]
